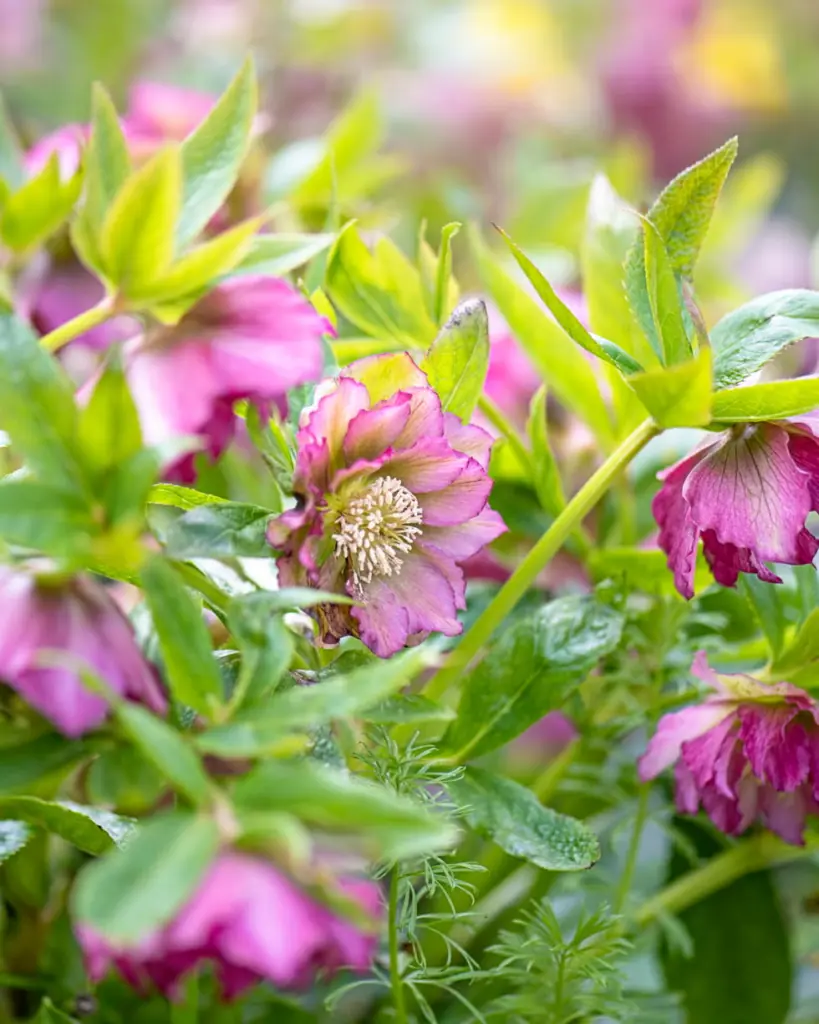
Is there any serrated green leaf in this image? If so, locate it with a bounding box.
[0,820,32,863]
[163,501,274,559]
[0,154,82,253]
[72,813,220,943]
[712,376,819,422]
[82,83,131,234]
[527,385,565,517]
[448,766,600,871]
[141,554,224,717]
[711,289,819,388]
[177,59,257,246]
[643,219,692,365]
[101,148,181,293]
[232,232,335,277]
[627,348,712,427]
[422,298,489,420]
[0,797,134,854]
[444,596,624,762]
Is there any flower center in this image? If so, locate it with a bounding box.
[333,476,423,588]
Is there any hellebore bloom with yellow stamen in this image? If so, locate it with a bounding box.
[653,418,819,599]
[268,354,507,657]
[639,652,819,845]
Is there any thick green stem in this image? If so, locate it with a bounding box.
[425,419,658,701]
[39,296,117,352]
[388,869,408,1024]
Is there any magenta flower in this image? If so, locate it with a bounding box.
[124,276,327,482]
[77,853,382,1000]
[25,123,87,180]
[268,353,507,657]
[653,420,819,599]
[0,566,165,737]
[639,652,819,844]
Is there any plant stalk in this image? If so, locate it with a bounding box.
[388,868,408,1024]
[39,295,118,352]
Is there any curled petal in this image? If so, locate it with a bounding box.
[639,703,734,780]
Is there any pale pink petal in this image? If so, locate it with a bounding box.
[343,395,412,462]
[417,458,493,526]
[639,703,734,780]
[423,506,507,559]
[443,413,494,469]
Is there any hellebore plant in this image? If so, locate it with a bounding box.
[5,62,819,1024]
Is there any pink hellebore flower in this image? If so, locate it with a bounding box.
[653,420,819,599]
[125,81,217,145]
[268,353,507,657]
[639,652,819,845]
[77,853,382,1000]
[0,566,165,737]
[24,123,87,180]
[124,276,327,483]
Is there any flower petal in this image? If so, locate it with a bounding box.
[638,703,734,780]
[343,395,412,463]
[652,449,707,599]
[380,438,465,493]
[416,458,493,526]
[423,506,507,559]
[443,413,494,469]
[738,704,810,791]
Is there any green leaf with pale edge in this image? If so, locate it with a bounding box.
[233,760,457,861]
[422,298,489,419]
[470,227,613,443]
[83,83,131,234]
[0,798,134,853]
[197,647,432,757]
[0,155,82,253]
[712,376,819,422]
[101,148,181,292]
[642,220,691,365]
[233,232,335,277]
[448,767,600,871]
[177,59,257,246]
[0,820,31,863]
[163,501,273,559]
[72,813,220,943]
[0,735,90,795]
[444,596,624,761]
[711,289,819,388]
[141,555,224,716]
[628,348,712,427]
[527,385,565,516]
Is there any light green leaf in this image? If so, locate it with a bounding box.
[770,608,819,679]
[627,348,712,427]
[448,767,600,871]
[0,797,134,854]
[360,694,455,725]
[148,483,228,510]
[0,154,82,253]
[101,148,181,293]
[433,222,461,324]
[72,813,220,943]
[34,998,79,1024]
[177,59,257,246]
[164,501,274,559]
[226,593,294,708]
[141,554,224,717]
[643,219,692,365]
[77,362,142,473]
[422,298,489,420]
[711,289,819,388]
[0,820,32,864]
[82,83,131,235]
[712,376,819,422]
[527,385,565,517]
[232,232,335,277]
[589,546,712,596]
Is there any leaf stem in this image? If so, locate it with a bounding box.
[39,295,118,353]
[424,418,658,701]
[476,394,532,474]
[614,785,650,913]
[388,868,408,1024]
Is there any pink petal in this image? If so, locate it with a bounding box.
[423,506,507,559]
[343,395,412,462]
[443,413,494,469]
[416,458,493,526]
[392,388,445,448]
[652,448,708,599]
[639,703,734,780]
[757,785,810,845]
[380,438,466,493]
[738,705,810,791]
[680,714,739,791]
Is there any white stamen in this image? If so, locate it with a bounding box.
[333,476,423,589]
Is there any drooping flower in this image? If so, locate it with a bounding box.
[653,419,819,599]
[77,853,382,1000]
[268,353,507,657]
[123,276,327,482]
[639,652,819,844]
[0,565,165,737]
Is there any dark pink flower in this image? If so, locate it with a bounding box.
[0,566,165,737]
[268,353,507,657]
[77,853,382,1000]
[639,652,819,844]
[124,276,327,482]
[653,420,819,599]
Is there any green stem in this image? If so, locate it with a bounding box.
[633,832,816,927]
[389,869,408,1024]
[425,418,658,701]
[39,295,118,352]
[477,394,533,474]
[614,785,650,914]
[173,561,230,614]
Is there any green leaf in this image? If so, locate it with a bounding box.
[527,385,565,517]
[0,155,82,253]
[87,747,165,816]
[0,820,32,864]
[226,593,295,708]
[448,767,600,871]
[0,314,85,492]
[470,227,613,443]
[627,348,712,428]
[444,596,624,762]
[0,480,96,556]
[661,819,791,1024]
[177,59,257,246]
[711,289,819,389]
[77,362,142,472]
[233,760,457,861]
[646,137,738,278]
[140,554,224,716]
[770,608,819,680]
[242,587,356,611]
[115,703,212,806]
[422,298,489,420]
[589,546,712,596]
[0,797,134,854]
[72,813,220,943]
[740,575,787,661]
[361,694,455,724]
[82,83,131,236]
[197,646,433,757]
[642,220,692,365]
[325,223,438,349]
[0,735,90,795]
[433,222,461,324]
[34,998,80,1024]
[148,483,228,510]
[0,94,24,191]
[101,148,181,293]
[233,232,335,277]
[712,376,819,422]
[163,501,273,559]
